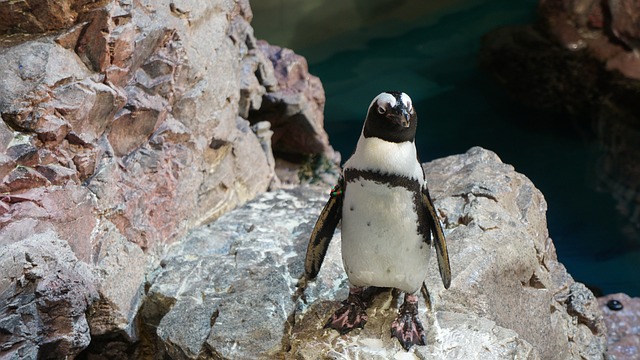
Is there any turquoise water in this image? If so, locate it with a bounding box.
[252,0,640,296]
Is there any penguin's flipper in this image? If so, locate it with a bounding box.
[422,186,451,289]
[303,177,344,281]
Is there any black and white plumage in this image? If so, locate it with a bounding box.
[302,91,451,350]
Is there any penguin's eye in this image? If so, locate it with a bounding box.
[377,106,385,114]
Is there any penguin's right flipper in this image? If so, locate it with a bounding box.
[303,177,344,281]
[422,186,452,289]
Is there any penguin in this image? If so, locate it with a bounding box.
[301,91,451,350]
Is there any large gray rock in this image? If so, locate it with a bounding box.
[143,147,607,359]
[141,188,323,359]
[0,231,98,359]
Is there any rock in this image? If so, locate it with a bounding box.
[0,231,98,359]
[143,147,607,359]
[0,0,280,254]
[0,186,98,261]
[598,293,640,359]
[87,220,146,339]
[141,188,322,359]
[0,0,89,34]
[250,40,337,161]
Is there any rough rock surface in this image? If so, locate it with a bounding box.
[0,231,98,359]
[144,147,607,359]
[250,40,334,158]
[479,0,640,256]
[0,0,336,357]
[598,293,640,360]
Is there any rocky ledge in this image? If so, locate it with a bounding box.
[138,147,606,359]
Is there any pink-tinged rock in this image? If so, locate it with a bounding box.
[0,0,326,355]
[51,79,125,145]
[0,120,13,152]
[54,22,86,50]
[598,293,640,359]
[5,133,39,166]
[72,149,98,181]
[252,41,335,158]
[0,186,97,262]
[35,113,70,144]
[0,199,9,215]
[606,51,640,80]
[106,22,136,83]
[599,293,640,340]
[107,88,166,157]
[75,7,111,72]
[609,0,640,51]
[0,0,85,34]
[36,164,79,185]
[0,166,50,193]
[87,220,146,338]
[0,155,13,182]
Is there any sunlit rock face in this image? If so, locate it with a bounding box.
[0,0,335,356]
[143,147,607,359]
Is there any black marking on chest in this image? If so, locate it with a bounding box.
[343,168,431,243]
[344,168,419,192]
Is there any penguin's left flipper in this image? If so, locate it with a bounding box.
[302,177,345,284]
[422,186,451,289]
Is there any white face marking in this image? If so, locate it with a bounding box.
[369,92,396,114]
[400,92,412,112]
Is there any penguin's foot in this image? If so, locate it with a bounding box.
[324,287,369,334]
[391,294,426,350]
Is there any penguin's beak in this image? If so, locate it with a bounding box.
[387,107,411,128]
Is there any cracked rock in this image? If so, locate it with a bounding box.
[144,147,607,359]
[0,231,98,359]
[142,187,328,359]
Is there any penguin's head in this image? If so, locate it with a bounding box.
[363,91,417,143]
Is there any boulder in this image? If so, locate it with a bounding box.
[143,147,607,359]
[0,231,98,359]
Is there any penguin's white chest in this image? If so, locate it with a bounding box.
[341,179,430,294]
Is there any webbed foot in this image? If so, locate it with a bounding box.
[324,287,369,334]
[391,294,426,350]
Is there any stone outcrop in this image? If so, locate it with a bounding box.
[479,0,640,264]
[0,0,335,357]
[143,147,607,359]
